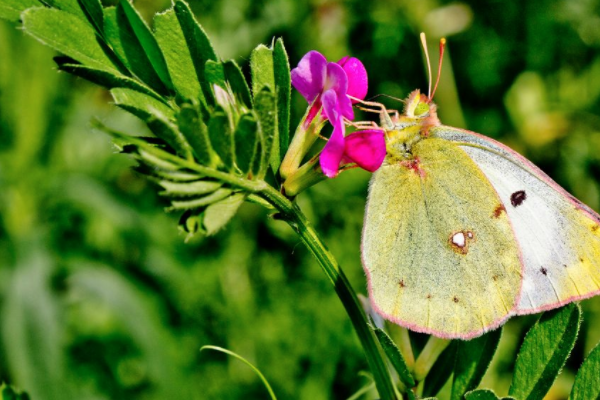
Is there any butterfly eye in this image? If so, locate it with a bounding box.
[414,102,430,116]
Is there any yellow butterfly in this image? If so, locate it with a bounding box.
[360,35,600,339]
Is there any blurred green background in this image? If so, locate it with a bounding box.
[1,0,600,399]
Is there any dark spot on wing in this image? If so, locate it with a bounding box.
[400,157,426,178]
[592,224,599,232]
[426,294,432,299]
[492,275,499,282]
[398,279,406,288]
[579,257,584,263]
[453,296,459,303]
[563,264,568,268]
[540,267,548,275]
[510,190,527,207]
[492,204,506,218]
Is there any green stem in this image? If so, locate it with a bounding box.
[259,185,397,400]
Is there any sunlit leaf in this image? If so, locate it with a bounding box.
[254,87,277,177]
[159,180,222,197]
[22,7,118,73]
[203,192,246,235]
[177,103,214,165]
[173,0,217,103]
[465,389,516,400]
[509,303,581,400]
[569,341,600,400]
[154,8,202,101]
[250,44,274,94]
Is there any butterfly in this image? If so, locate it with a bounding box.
[360,35,600,339]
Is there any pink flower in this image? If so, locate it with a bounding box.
[291,51,385,178]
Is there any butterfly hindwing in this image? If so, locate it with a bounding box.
[363,137,522,339]
[432,126,600,314]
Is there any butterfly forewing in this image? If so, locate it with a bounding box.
[432,126,600,314]
[363,138,522,339]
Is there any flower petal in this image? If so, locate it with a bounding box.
[344,129,386,172]
[321,88,340,122]
[320,91,346,178]
[291,50,327,103]
[338,56,368,102]
[324,62,354,120]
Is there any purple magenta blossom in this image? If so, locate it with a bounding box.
[291,50,385,178]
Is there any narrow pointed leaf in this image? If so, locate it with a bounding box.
[118,0,172,90]
[78,0,104,36]
[177,103,213,165]
[0,0,40,22]
[56,60,161,100]
[569,342,600,400]
[208,112,234,170]
[154,8,202,101]
[174,0,217,103]
[250,44,274,94]
[234,113,258,174]
[509,303,581,400]
[373,327,415,388]
[168,188,232,210]
[205,60,226,89]
[224,60,252,108]
[422,342,458,398]
[203,193,246,235]
[103,6,168,94]
[159,180,222,197]
[111,88,174,119]
[133,165,202,182]
[273,38,290,157]
[254,87,277,176]
[452,329,502,400]
[22,7,118,73]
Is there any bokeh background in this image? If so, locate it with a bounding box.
[1,0,600,399]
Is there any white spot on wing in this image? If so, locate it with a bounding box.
[452,232,466,247]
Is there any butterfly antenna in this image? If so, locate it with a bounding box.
[368,93,406,104]
[420,32,433,98]
[430,38,446,102]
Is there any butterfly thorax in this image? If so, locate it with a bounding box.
[381,90,441,161]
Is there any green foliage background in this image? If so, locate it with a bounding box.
[1,0,600,399]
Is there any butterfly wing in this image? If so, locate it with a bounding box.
[431,126,600,315]
[363,137,522,339]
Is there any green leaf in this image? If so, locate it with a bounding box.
[203,193,246,235]
[118,0,172,90]
[177,103,213,165]
[103,6,168,94]
[22,7,118,73]
[78,0,104,36]
[509,303,581,400]
[154,8,202,101]
[208,111,234,170]
[111,87,174,119]
[569,341,600,400]
[56,59,162,100]
[422,342,458,398]
[44,0,87,20]
[273,38,290,157]
[168,188,233,211]
[250,44,274,94]
[224,60,252,109]
[111,88,193,158]
[254,87,277,177]
[173,0,218,103]
[133,164,202,182]
[372,327,415,388]
[205,60,226,90]
[159,180,222,197]
[0,0,40,22]
[452,329,502,400]
[464,389,516,400]
[234,113,258,175]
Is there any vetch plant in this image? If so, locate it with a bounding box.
[3,1,600,399]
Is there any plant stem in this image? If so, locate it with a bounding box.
[259,185,397,400]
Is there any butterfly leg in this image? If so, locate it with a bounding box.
[349,97,396,130]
